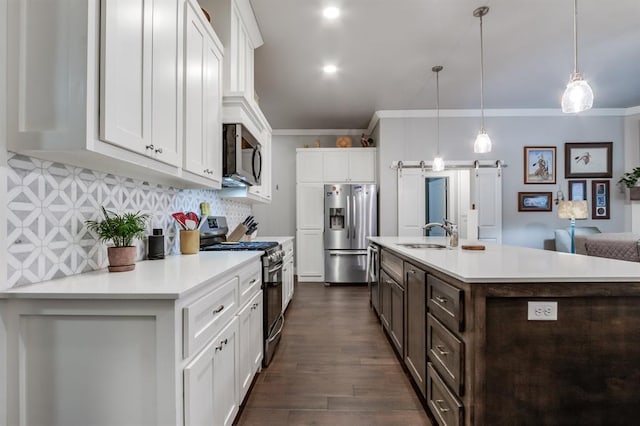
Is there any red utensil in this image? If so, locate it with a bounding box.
[186,212,199,225]
[172,212,187,229]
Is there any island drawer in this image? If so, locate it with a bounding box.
[428,313,464,397]
[428,275,464,332]
[381,249,403,285]
[183,275,239,358]
[427,363,463,426]
[239,261,262,307]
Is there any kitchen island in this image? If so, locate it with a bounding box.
[368,236,640,426]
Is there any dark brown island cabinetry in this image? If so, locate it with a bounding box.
[404,261,427,398]
[371,243,640,426]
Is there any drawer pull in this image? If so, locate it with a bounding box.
[385,280,394,285]
[435,296,448,304]
[408,269,416,274]
[145,144,154,151]
[435,345,449,356]
[435,399,450,413]
[155,147,163,154]
[249,278,257,284]
[212,305,224,314]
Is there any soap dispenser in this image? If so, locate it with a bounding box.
[148,228,165,260]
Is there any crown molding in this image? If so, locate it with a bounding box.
[625,106,640,116]
[365,108,633,134]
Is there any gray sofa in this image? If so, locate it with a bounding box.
[554,226,601,254]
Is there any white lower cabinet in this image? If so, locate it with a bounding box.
[237,290,263,402]
[281,239,295,312]
[184,316,239,426]
[296,230,324,281]
[2,258,263,426]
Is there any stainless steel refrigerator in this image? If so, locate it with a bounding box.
[324,184,377,283]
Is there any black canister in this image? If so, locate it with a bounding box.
[148,228,165,260]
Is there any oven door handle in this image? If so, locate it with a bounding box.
[266,263,283,274]
[267,314,285,343]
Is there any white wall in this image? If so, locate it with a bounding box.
[623,110,640,231]
[377,112,627,249]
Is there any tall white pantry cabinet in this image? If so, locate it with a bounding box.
[296,148,377,281]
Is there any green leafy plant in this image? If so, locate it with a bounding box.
[85,207,150,247]
[618,167,640,188]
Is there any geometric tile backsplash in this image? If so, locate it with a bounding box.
[6,153,252,287]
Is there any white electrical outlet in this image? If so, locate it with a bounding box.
[527,301,558,321]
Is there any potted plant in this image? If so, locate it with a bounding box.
[618,167,640,200]
[85,207,150,272]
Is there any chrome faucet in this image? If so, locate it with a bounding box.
[423,220,459,247]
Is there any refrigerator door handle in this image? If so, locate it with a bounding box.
[346,194,350,239]
[351,195,356,240]
[328,250,368,256]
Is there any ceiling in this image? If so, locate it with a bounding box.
[249,0,640,130]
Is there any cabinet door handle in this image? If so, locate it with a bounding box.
[155,147,163,154]
[215,344,223,352]
[385,280,394,285]
[408,269,416,274]
[249,278,257,284]
[145,144,154,151]
[434,399,450,413]
[435,296,448,304]
[435,345,449,356]
[221,338,228,346]
[212,305,224,314]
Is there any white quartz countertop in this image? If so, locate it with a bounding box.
[368,237,640,283]
[0,251,263,300]
[252,236,293,245]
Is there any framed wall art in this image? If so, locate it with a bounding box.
[518,192,553,212]
[568,180,587,201]
[565,142,612,178]
[591,180,610,220]
[524,146,556,184]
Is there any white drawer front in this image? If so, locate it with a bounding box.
[183,276,239,358]
[239,261,262,307]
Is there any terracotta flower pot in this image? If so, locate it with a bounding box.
[107,246,137,272]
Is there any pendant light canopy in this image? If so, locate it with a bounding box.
[561,0,593,113]
[473,6,492,154]
[432,65,445,172]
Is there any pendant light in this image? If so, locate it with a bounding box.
[561,0,593,113]
[473,6,492,154]
[432,65,445,171]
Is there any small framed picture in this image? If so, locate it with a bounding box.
[565,142,613,178]
[591,180,610,219]
[518,192,553,212]
[524,146,556,184]
[568,180,587,201]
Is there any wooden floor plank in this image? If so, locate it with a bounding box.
[234,282,432,426]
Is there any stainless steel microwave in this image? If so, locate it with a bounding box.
[223,123,262,187]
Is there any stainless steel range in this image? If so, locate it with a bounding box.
[199,216,285,367]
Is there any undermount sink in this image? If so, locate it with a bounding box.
[397,243,447,249]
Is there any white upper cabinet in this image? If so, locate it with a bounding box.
[183,0,224,187]
[100,0,182,167]
[6,0,229,188]
[296,151,324,183]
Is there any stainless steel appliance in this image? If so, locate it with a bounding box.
[366,243,380,314]
[199,216,284,367]
[223,123,262,187]
[324,184,377,284]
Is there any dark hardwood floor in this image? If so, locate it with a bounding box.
[235,282,432,426]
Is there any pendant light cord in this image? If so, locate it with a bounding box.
[573,0,579,74]
[479,13,485,131]
[436,70,440,155]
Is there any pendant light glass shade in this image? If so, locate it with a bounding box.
[432,156,445,172]
[473,6,491,154]
[474,130,492,154]
[562,0,593,113]
[561,74,594,113]
[432,65,444,171]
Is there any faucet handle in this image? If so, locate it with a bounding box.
[444,219,456,226]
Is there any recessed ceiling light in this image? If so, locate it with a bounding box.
[323,7,340,19]
[323,64,337,74]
